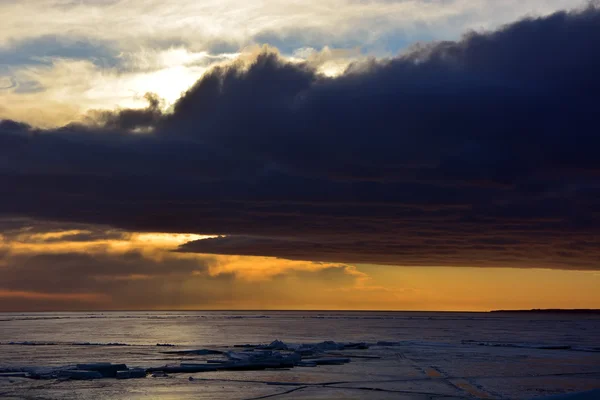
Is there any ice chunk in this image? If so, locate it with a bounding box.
[224,350,299,365]
[305,358,350,365]
[296,361,317,367]
[376,341,402,346]
[149,364,220,373]
[0,372,28,378]
[76,363,128,378]
[294,346,320,357]
[314,340,342,351]
[116,368,147,379]
[151,352,299,374]
[58,370,103,380]
[258,339,289,350]
[128,369,147,379]
[343,342,369,349]
[225,351,254,362]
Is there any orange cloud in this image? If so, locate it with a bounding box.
[0,229,215,262]
[204,255,352,280]
[2,221,598,312]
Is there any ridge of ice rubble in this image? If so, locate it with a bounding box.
[148,340,360,374]
[0,363,146,380]
[234,339,368,352]
[2,339,370,381]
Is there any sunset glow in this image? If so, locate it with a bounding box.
[1,0,599,313]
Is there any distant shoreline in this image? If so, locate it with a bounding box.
[490,309,600,314]
[2,309,600,314]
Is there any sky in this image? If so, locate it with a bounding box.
[0,0,599,311]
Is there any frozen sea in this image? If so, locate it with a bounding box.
[1,311,599,399]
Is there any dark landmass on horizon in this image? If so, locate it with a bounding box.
[490,309,600,314]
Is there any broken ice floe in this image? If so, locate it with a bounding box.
[236,339,368,353]
[148,340,362,374]
[116,368,147,379]
[149,350,301,373]
[75,363,128,378]
[3,363,147,381]
[0,372,29,378]
[58,370,104,380]
[4,340,375,381]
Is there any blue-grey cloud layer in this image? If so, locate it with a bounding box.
[0,36,118,67]
[1,7,599,269]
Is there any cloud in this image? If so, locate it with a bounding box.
[0,53,219,127]
[0,1,588,125]
[203,254,353,281]
[0,220,376,311]
[178,234,600,270]
[0,35,119,69]
[1,7,599,270]
[1,0,581,51]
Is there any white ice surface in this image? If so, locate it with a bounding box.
[1,311,598,399]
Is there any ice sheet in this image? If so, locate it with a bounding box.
[1,311,598,399]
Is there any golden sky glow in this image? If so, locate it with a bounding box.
[0,226,598,311]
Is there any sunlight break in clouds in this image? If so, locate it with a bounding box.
[0,51,218,127]
[0,0,586,126]
[0,223,365,281]
[0,222,400,311]
[0,221,598,311]
[1,228,212,260]
[0,225,360,281]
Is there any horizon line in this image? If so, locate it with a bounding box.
[2,308,599,313]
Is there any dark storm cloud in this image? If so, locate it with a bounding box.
[92,93,164,130]
[1,7,599,269]
[178,233,600,270]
